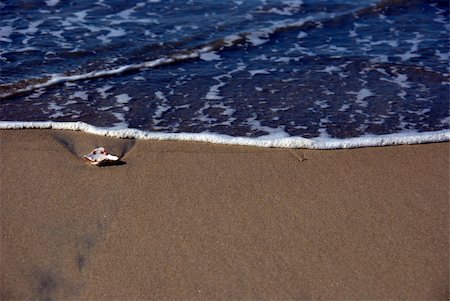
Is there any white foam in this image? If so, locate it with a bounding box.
[47,29,64,40]
[98,28,126,43]
[0,26,13,43]
[260,0,304,16]
[249,69,271,77]
[45,0,60,6]
[215,103,236,119]
[313,99,330,109]
[72,11,88,23]
[370,40,398,47]
[200,51,221,61]
[326,45,350,53]
[297,31,307,39]
[396,52,420,61]
[70,91,89,101]
[338,104,351,112]
[441,116,450,127]
[153,91,171,123]
[48,102,65,118]
[347,88,374,107]
[28,88,46,99]
[1,121,448,150]
[115,93,132,104]
[289,44,316,56]
[205,75,229,100]
[430,3,447,25]
[266,7,293,16]
[223,34,241,46]
[205,64,246,100]
[110,113,128,129]
[154,91,167,101]
[246,30,271,46]
[395,33,423,61]
[17,20,44,36]
[318,66,341,75]
[435,50,449,61]
[8,46,39,53]
[96,85,113,98]
[117,7,136,19]
[381,73,410,89]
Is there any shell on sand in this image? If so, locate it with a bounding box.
[84,147,119,166]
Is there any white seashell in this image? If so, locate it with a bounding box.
[84,147,119,165]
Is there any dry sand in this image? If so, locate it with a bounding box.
[0,129,448,300]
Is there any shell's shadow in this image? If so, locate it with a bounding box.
[95,160,127,167]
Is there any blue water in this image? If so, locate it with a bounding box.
[1,0,449,140]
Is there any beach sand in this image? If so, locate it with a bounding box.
[1,129,448,300]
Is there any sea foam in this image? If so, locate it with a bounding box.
[0,121,448,149]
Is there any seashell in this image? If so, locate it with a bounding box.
[84,147,119,166]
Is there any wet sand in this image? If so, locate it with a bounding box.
[1,129,448,300]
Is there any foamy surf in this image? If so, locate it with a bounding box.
[0,14,314,99]
[2,0,448,143]
[1,121,448,150]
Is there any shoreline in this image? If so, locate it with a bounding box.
[0,121,449,149]
[1,129,449,300]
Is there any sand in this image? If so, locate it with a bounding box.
[0,129,448,300]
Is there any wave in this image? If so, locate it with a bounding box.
[1,121,448,149]
[0,0,401,100]
[0,15,317,99]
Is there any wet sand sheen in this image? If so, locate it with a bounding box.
[0,129,448,300]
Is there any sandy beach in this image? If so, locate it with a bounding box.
[0,129,448,300]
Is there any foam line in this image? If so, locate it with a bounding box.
[0,51,204,99]
[1,121,448,149]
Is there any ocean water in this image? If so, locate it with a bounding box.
[1,0,449,148]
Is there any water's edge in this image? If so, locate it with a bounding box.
[1,121,448,149]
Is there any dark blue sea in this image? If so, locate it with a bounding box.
[1,0,449,147]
